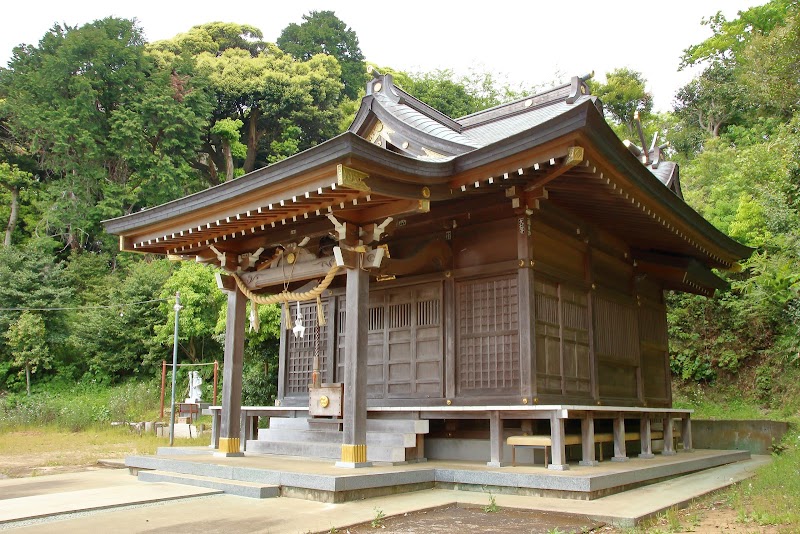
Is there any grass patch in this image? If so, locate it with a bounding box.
[728,427,800,527]
[0,425,209,478]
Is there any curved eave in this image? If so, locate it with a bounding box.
[104,132,456,236]
[578,108,753,264]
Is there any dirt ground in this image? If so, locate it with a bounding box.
[329,497,782,534]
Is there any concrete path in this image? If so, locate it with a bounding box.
[0,456,770,532]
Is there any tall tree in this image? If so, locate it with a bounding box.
[5,311,49,395]
[0,163,34,246]
[674,62,748,138]
[591,68,653,137]
[277,11,366,100]
[0,18,211,251]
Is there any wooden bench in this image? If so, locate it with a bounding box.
[507,429,681,466]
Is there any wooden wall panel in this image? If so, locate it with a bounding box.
[457,274,520,396]
[533,279,591,396]
[453,218,517,269]
[561,286,591,395]
[592,251,633,294]
[593,295,638,365]
[639,301,670,404]
[337,282,444,399]
[598,361,638,399]
[531,228,584,279]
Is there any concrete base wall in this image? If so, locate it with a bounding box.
[692,420,788,454]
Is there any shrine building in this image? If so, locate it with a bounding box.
[105,71,751,469]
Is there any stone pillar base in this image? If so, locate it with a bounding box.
[547,463,570,471]
[579,460,600,467]
[638,453,655,459]
[611,456,629,462]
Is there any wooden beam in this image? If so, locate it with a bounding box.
[339,198,430,225]
[524,146,584,192]
[238,256,342,290]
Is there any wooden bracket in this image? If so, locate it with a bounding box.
[524,146,584,192]
[215,272,237,292]
[336,164,370,192]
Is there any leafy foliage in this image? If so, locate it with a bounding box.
[277,11,366,100]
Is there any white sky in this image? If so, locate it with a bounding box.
[1,0,765,111]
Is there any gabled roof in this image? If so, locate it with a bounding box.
[104,70,751,295]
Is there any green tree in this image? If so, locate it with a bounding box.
[591,68,653,137]
[277,11,366,100]
[154,262,225,363]
[155,26,344,180]
[5,311,49,395]
[674,62,748,138]
[738,10,800,117]
[679,0,797,68]
[0,18,211,251]
[0,163,34,246]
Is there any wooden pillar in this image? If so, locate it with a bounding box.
[337,263,371,467]
[487,410,505,467]
[662,415,676,455]
[517,213,535,400]
[681,414,693,452]
[548,412,569,470]
[579,415,598,466]
[639,416,654,458]
[612,415,628,461]
[444,276,456,401]
[217,285,247,456]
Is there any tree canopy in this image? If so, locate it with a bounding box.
[277,11,366,100]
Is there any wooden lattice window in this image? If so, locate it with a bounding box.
[285,300,329,396]
[457,275,520,394]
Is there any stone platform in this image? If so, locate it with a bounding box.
[125,447,749,503]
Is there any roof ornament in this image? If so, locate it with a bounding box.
[566,72,594,104]
[623,111,670,169]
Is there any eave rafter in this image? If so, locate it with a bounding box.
[126,164,394,256]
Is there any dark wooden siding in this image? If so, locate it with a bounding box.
[594,291,640,400]
[456,274,520,396]
[337,282,443,399]
[639,296,670,405]
[534,279,591,396]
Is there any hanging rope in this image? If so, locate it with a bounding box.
[231,263,342,327]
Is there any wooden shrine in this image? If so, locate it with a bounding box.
[105,71,751,469]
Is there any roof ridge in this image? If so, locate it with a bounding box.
[459,74,593,129]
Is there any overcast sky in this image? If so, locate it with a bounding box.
[1,0,766,111]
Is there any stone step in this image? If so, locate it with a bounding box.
[138,470,279,499]
[245,439,410,463]
[257,427,417,447]
[268,417,429,434]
